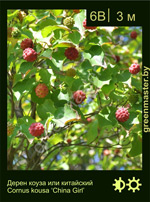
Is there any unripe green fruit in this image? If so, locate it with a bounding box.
[129,94,138,104]
[66,68,76,77]
[12,28,21,38]
[63,17,75,28]
[7,122,15,136]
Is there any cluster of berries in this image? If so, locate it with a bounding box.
[21,38,37,62]
[29,122,44,137]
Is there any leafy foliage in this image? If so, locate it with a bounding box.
[7,9,142,170]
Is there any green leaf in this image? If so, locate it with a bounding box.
[37,99,56,119]
[108,106,118,125]
[52,104,77,127]
[41,49,52,58]
[46,59,60,72]
[7,10,19,20]
[64,104,77,120]
[102,80,115,95]
[7,54,15,68]
[98,114,112,128]
[13,73,22,86]
[19,62,33,74]
[13,78,35,94]
[20,124,34,139]
[131,77,142,92]
[81,59,92,70]
[18,116,35,125]
[99,66,113,81]
[83,52,91,60]
[23,15,36,25]
[41,25,70,38]
[69,31,81,44]
[21,29,34,39]
[71,79,84,91]
[63,76,75,86]
[54,107,65,119]
[138,112,142,123]
[86,120,98,144]
[31,10,50,19]
[62,62,75,71]
[36,18,57,30]
[52,10,63,17]
[128,134,142,157]
[49,134,63,145]
[58,91,69,101]
[109,91,125,102]
[117,70,131,82]
[92,76,103,88]
[52,48,66,61]
[53,42,74,49]
[90,53,105,66]
[88,45,103,57]
[24,68,37,79]
[50,89,67,108]
[39,69,51,84]
[89,37,100,45]
[99,92,111,106]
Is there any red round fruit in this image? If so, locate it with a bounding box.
[83,19,97,30]
[130,31,137,39]
[21,38,34,50]
[23,48,37,62]
[73,90,86,105]
[65,47,79,60]
[115,107,130,122]
[87,117,92,122]
[35,83,49,98]
[29,122,44,137]
[129,63,140,74]
[67,139,72,144]
[103,149,111,156]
